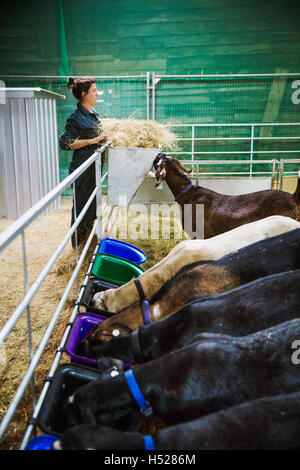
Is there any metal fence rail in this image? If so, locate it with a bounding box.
[278,159,300,190]
[0,142,298,449]
[2,71,300,121]
[180,159,279,189]
[1,73,299,186]
[0,142,112,448]
[0,71,299,449]
[165,123,300,178]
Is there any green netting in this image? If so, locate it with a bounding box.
[1,0,300,185]
[2,74,300,183]
[58,0,70,77]
[155,77,300,177]
[155,77,300,124]
[2,0,300,76]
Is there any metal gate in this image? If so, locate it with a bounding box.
[0,142,114,449]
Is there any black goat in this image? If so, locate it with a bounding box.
[66,318,300,431]
[79,269,300,363]
[55,390,300,450]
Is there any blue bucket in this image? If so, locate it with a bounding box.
[26,434,58,450]
[98,238,147,265]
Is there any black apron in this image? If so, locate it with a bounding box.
[59,103,104,246]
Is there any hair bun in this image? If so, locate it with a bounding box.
[67,77,75,90]
[67,76,96,101]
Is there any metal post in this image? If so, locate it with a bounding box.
[95,150,103,242]
[271,160,276,189]
[192,125,195,163]
[146,72,150,120]
[250,124,254,177]
[152,72,156,121]
[72,181,79,295]
[279,159,284,190]
[21,231,36,414]
[52,99,61,210]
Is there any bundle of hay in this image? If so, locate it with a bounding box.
[101,118,178,150]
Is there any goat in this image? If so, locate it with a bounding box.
[79,269,300,362]
[55,390,300,450]
[63,318,300,435]
[93,215,300,313]
[83,228,300,344]
[153,153,300,239]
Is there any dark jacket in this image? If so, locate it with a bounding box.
[59,102,102,170]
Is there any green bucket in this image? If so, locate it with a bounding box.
[92,253,145,285]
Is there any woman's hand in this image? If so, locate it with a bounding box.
[70,133,107,150]
[89,133,107,145]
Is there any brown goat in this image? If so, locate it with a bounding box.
[153,153,300,238]
[93,216,300,313]
[84,227,300,344]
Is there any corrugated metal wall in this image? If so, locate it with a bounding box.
[0,89,64,219]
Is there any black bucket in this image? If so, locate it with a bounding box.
[37,363,102,437]
[80,278,119,317]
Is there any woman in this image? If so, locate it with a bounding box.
[59,76,107,248]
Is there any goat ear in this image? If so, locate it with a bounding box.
[177,160,192,174]
[159,167,167,179]
[155,166,166,183]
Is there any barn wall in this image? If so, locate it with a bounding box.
[0,0,300,76]
[1,0,299,186]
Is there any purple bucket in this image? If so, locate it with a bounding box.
[65,312,131,368]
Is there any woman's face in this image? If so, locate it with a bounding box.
[82,83,98,106]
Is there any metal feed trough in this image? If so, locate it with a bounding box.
[106,146,159,206]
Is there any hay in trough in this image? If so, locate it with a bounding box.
[101,118,179,150]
